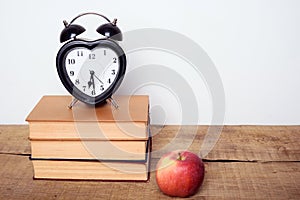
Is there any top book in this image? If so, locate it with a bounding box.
[26,95,149,140]
[26,95,149,122]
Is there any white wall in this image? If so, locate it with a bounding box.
[0,0,299,125]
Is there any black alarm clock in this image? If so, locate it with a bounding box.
[56,12,126,107]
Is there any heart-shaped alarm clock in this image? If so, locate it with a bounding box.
[56,12,126,107]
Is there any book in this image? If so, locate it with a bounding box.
[26,95,149,140]
[26,95,151,181]
[31,139,151,181]
[30,139,149,161]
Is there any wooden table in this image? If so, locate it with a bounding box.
[0,125,299,199]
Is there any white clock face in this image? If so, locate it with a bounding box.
[65,47,119,97]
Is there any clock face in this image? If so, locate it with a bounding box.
[56,39,126,105]
[65,47,119,97]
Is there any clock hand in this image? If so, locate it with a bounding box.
[92,75,95,91]
[91,71,96,91]
[88,70,95,89]
[93,73,104,84]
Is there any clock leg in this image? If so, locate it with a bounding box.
[107,97,119,109]
[68,98,79,109]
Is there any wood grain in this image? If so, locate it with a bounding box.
[0,125,299,199]
[0,125,30,154]
[0,154,299,199]
[151,125,300,161]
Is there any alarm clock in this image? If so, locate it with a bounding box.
[56,12,126,107]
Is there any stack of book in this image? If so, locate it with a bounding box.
[26,95,150,181]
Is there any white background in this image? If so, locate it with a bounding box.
[0,0,299,125]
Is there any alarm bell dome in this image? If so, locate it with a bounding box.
[60,24,86,43]
[96,22,123,41]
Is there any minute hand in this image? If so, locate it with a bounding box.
[93,74,104,84]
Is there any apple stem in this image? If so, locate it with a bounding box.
[177,152,182,160]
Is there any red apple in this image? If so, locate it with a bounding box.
[155,150,205,197]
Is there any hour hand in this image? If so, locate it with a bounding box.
[88,70,95,89]
[88,80,93,88]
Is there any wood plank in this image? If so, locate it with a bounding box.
[0,154,299,199]
[209,125,300,161]
[0,125,30,154]
[151,125,300,161]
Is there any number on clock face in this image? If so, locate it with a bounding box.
[65,47,119,97]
